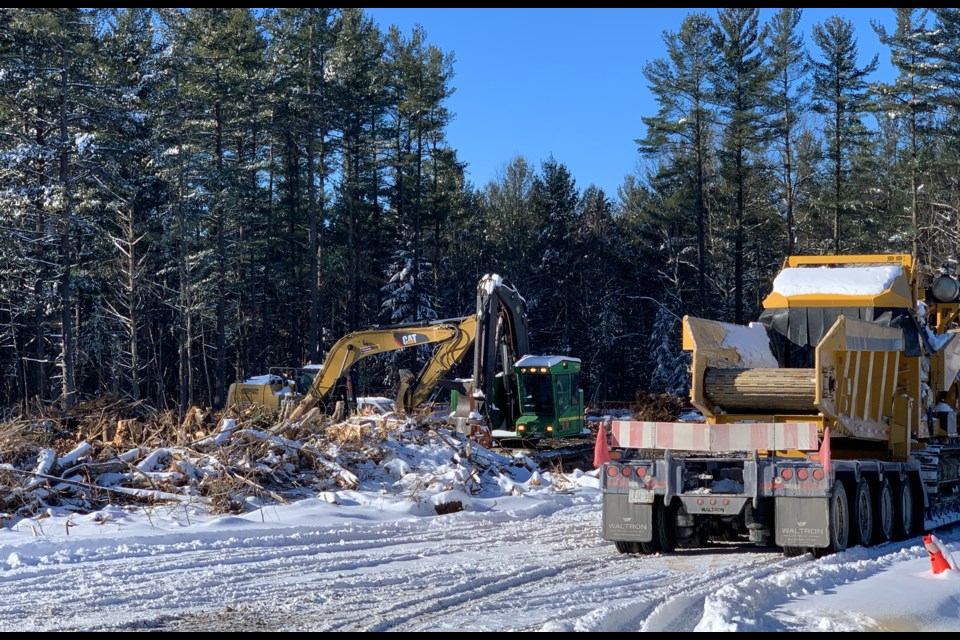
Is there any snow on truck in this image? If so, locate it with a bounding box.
[602,254,960,557]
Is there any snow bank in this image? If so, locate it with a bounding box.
[772,266,902,297]
[721,322,778,368]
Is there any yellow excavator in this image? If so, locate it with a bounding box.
[234,273,584,447]
[227,315,476,416]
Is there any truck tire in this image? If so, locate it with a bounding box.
[675,503,708,549]
[893,475,914,541]
[851,478,874,547]
[615,540,640,554]
[814,483,850,556]
[782,546,809,558]
[639,497,676,555]
[873,475,894,543]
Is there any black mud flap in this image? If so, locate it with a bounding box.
[603,493,653,542]
[775,497,830,548]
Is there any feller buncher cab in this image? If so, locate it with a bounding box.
[513,356,585,439]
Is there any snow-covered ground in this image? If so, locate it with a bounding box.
[2,437,959,632]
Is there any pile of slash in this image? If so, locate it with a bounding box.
[0,395,529,528]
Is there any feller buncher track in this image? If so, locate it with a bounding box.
[602,254,960,556]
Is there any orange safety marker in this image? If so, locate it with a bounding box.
[923,534,952,574]
[594,420,610,469]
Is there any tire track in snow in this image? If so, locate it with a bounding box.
[531,547,788,632]
[635,552,802,632]
[692,540,926,631]
[2,502,605,631]
[361,559,597,632]
[9,497,908,633]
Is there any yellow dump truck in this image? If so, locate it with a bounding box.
[602,254,960,556]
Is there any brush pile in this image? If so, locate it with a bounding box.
[0,396,538,527]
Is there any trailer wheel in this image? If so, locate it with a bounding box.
[893,475,914,541]
[825,483,850,554]
[675,503,708,549]
[782,546,809,558]
[614,540,640,554]
[639,497,676,555]
[874,475,894,543]
[852,478,874,547]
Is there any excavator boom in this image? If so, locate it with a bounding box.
[286,318,470,421]
[397,314,478,413]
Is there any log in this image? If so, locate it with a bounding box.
[115,419,141,444]
[704,367,816,413]
[24,449,57,490]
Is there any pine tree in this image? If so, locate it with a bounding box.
[764,8,810,255]
[483,156,539,287]
[921,9,960,257]
[872,9,937,259]
[572,186,634,400]
[329,8,386,330]
[156,8,266,408]
[639,13,720,316]
[380,247,439,324]
[529,157,579,351]
[385,25,456,324]
[810,17,879,254]
[267,8,339,363]
[648,304,690,396]
[0,9,100,409]
[94,8,162,400]
[713,8,772,324]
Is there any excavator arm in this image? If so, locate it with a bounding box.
[396,315,478,413]
[287,274,532,429]
[287,318,469,422]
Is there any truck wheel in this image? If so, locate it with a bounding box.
[873,475,894,543]
[852,478,874,547]
[639,497,676,554]
[893,475,914,541]
[676,526,708,549]
[675,504,707,549]
[782,546,809,558]
[826,484,850,554]
[615,541,640,554]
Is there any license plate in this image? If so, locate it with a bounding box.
[628,488,655,504]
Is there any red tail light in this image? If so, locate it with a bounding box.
[605,466,618,478]
[636,466,647,478]
[797,468,809,481]
[620,467,632,477]
[780,468,794,480]
[812,469,824,480]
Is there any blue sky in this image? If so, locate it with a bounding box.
[365,8,899,198]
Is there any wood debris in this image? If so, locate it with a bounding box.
[0,398,536,528]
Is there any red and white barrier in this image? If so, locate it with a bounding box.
[610,420,821,452]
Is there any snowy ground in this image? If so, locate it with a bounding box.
[2,431,960,632]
